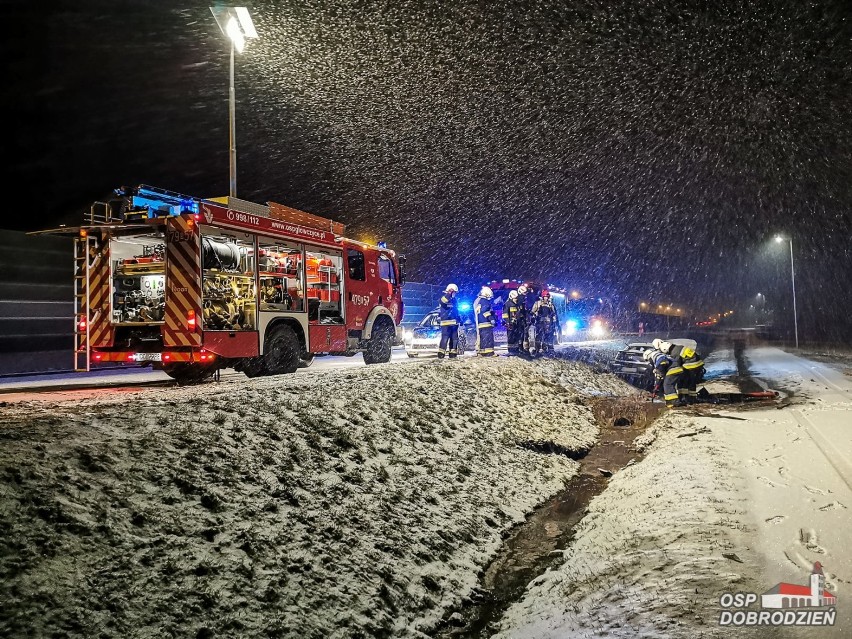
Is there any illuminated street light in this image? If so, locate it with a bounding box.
[210,6,259,197]
[773,235,799,349]
[571,291,580,299]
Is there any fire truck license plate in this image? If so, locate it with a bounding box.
[135,353,162,362]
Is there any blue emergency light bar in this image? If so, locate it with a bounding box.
[130,185,199,218]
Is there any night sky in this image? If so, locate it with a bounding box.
[4,1,852,338]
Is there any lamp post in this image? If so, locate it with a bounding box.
[210,7,258,198]
[775,235,799,348]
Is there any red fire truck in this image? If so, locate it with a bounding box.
[55,186,405,383]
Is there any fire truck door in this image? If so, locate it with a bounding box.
[344,247,371,329]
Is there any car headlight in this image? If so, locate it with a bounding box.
[403,329,413,342]
[590,320,606,337]
[565,320,578,336]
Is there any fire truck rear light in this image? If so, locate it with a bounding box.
[187,310,196,330]
[93,354,103,361]
[163,354,171,361]
[127,353,137,362]
[78,320,87,330]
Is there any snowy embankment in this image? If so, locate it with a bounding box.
[0,357,630,638]
[495,411,762,639]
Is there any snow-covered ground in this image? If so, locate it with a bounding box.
[0,356,632,638]
[495,345,852,638]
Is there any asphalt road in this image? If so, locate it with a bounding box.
[0,338,628,404]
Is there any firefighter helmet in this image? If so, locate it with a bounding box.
[445,283,459,293]
[508,290,518,300]
[643,348,656,362]
[540,289,550,298]
[652,338,663,350]
[659,341,672,353]
[479,286,493,299]
[517,284,528,295]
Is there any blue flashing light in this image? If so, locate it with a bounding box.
[132,186,199,218]
[457,301,472,313]
[377,241,387,249]
[565,319,578,335]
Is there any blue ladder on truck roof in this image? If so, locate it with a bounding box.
[127,184,199,218]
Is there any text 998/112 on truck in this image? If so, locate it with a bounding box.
[39,185,405,385]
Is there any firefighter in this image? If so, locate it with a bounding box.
[473,286,496,356]
[504,290,522,355]
[681,346,705,403]
[437,283,460,359]
[643,347,671,399]
[516,284,531,355]
[659,340,689,407]
[531,289,559,355]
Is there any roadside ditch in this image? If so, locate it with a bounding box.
[432,396,664,638]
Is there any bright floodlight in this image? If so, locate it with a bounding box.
[226,17,245,52]
[211,6,258,52]
[775,235,784,243]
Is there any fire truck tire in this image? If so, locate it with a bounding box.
[264,324,300,375]
[363,321,393,364]
[163,363,215,385]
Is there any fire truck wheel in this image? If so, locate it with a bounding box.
[163,363,215,385]
[264,324,300,375]
[363,321,393,365]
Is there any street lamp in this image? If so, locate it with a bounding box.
[210,6,258,198]
[774,235,799,348]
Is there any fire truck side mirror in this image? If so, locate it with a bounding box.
[398,255,406,286]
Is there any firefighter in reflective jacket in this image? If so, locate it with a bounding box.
[681,346,705,403]
[473,286,496,356]
[438,283,460,359]
[643,347,672,399]
[531,289,559,355]
[504,290,522,355]
[516,284,530,355]
[657,340,689,407]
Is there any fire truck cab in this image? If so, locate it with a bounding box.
[64,186,405,383]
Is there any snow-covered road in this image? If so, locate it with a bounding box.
[495,344,851,639]
[704,347,852,638]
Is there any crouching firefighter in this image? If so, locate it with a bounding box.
[473,286,496,356]
[504,290,522,355]
[438,283,460,359]
[681,346,705,403]
[643,346,671,400]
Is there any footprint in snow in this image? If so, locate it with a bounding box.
[818,501,846,511]
[765,516,786,525]
[757,476,787,489]
[803,485,831,495]
[798,529,827,555]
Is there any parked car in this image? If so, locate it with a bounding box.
[403,309,477,357]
